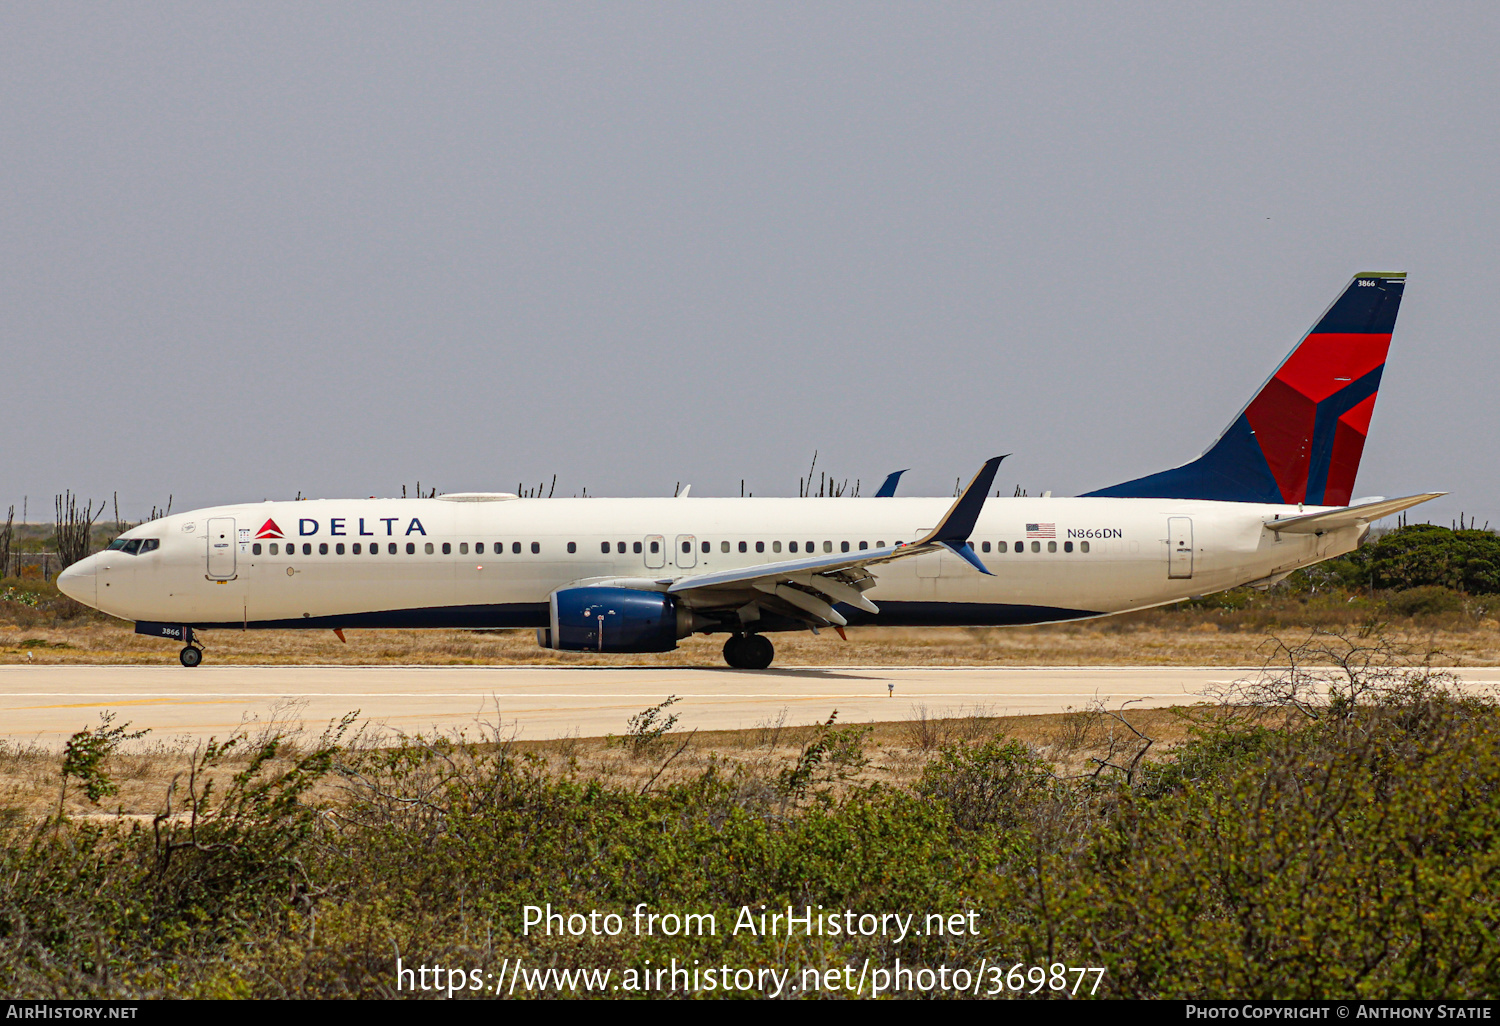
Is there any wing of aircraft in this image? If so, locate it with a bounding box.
[662,456,1006,627]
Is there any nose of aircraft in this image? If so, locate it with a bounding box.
[57,555,97,606]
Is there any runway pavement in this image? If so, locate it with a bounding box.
[2,664,1498,747]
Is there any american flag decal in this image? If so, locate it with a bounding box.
[1026,523,1056,539]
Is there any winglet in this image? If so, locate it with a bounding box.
[910,456,1006,575]
[927,456,1006,543]
[941,540,993,575]
[875,469,908,498]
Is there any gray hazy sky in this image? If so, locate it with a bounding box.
[3,3,1496,524]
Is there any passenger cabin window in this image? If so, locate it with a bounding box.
[682,541,691,554]
[841,541,849,552]
[1064,541,1073,552]
[353,543,362,554]
[567,542,576,554]
[634,541,642,554]
[649,541,659,554]
[1030,541,1040,553]
[1081,541,1090,553]
[460,543,469,555]
[772,541,781,553]
[859,541,868,550]
[1047,541,1057,553]
[996,541,1007,553]
[1014,540,1024,552]
[303,543,312,555]
[512,542,521,554]
[600,542,610,554]
[789,542,798,553]
[406,542,416,554]
[701,541,709,554]
[738,541,747,553]
[388,543,397,555]
[617,542,626,554]
[756,541,765,553]
[269,543,279,555]
[252,543,262,555]
[319,543,328,555]
[531,542,540,554]
[721,541,731,553]
[336,543,346,555]
[476,543,484,554]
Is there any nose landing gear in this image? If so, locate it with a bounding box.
[722,633,774,670]
[135,623,205,667]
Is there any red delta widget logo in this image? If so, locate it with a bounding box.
[255,519,284,540]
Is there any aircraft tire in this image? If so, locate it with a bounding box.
[742,634,774,670]
[722,635,746,668]
[179,646,202,668]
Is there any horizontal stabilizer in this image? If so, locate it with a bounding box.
[1265,492,1445,534]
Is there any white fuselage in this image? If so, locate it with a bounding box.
[59,494,1357,631]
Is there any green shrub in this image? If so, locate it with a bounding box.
[915,737,1051,831]
[1384,584,1466,617]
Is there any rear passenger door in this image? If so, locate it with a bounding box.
[1167,517,1194,579]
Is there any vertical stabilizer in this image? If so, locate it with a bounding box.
[1083,273,1405,505]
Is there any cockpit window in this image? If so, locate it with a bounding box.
[105,538,159,555]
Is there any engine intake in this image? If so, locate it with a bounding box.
[538,587,681,653]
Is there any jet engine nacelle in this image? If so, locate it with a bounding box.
[538,587,683,653]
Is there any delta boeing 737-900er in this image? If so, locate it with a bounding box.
[58,272,1439,669]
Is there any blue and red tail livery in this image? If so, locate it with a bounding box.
[1084,272,1405,506]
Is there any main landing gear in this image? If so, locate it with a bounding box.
[723,633,774,670]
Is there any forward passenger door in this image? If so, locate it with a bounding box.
[206,518,236,579]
